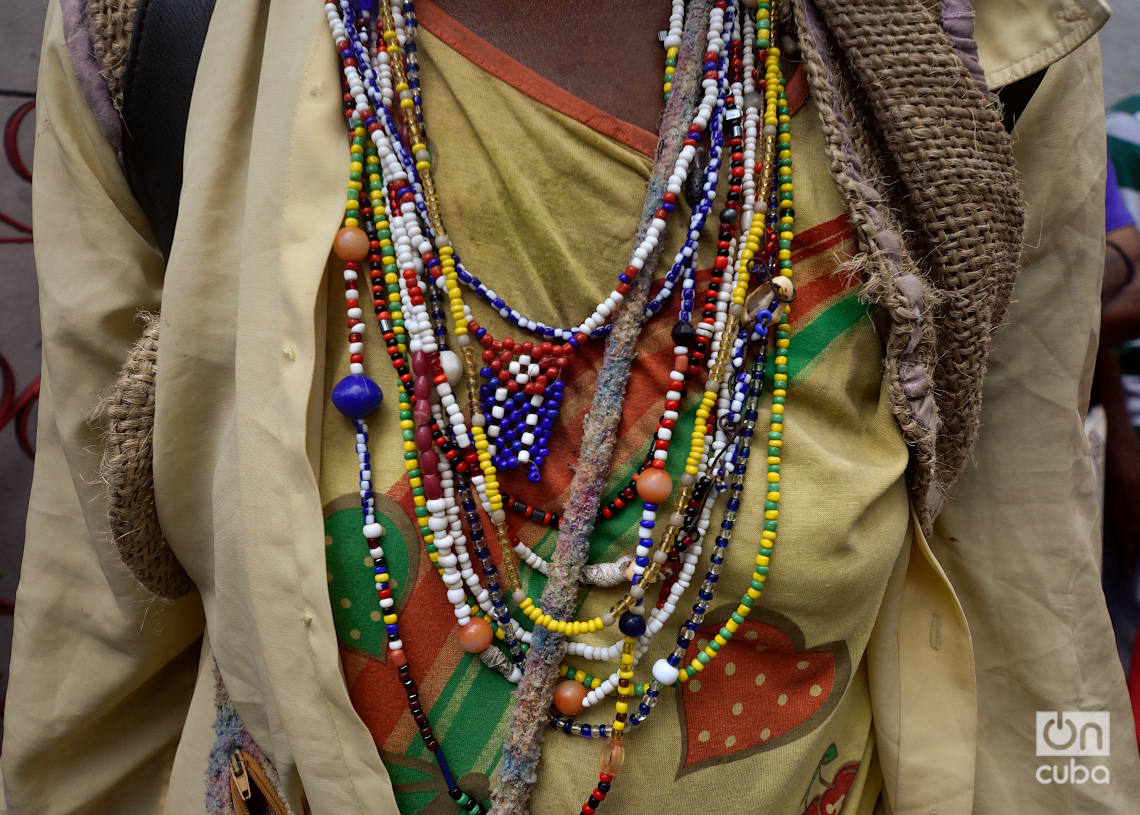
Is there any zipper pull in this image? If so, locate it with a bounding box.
[230,753,253,801]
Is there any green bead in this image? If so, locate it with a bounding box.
[773,395,785,404]
[779,239,791,250]
[415,506,429,518]
[771,414,783,425]
[764,520,778,532]
[719,626,733,640]
[697,652,711,665]
[764,500,779,510]
[757,566,770,575]
[731,612,745,624]
[768,430,782,440]
[666,57,677,67]
[741,595,754,608]
[768,463,780,473]
[759,547,773,556]
[750,579,764,591]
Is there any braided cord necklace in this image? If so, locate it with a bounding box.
[322,1,796,812]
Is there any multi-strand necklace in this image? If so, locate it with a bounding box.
[322,0,795,811]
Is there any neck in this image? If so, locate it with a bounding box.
[429,0,673,134]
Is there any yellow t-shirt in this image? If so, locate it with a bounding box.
[318,11,906,815]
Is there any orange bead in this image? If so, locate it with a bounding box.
[333,226,370,261]
[457,618,493,652]
[635,467,673,503]
[553,679,588,716]
[388,648,407,668]
[600,739,625,776]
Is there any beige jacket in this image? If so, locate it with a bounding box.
[4,1,1138,813]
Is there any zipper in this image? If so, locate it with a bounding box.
[229,750,290,815]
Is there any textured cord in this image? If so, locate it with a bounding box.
[489,2,712,811]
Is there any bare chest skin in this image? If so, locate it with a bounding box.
[431,0,673,134]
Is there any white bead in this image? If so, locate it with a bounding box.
[439,349,463,386]
[653,659,680,686]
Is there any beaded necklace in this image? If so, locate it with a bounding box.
[323,1,795,811]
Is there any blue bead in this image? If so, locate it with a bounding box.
[619,612,647,639]
[331,375,384,418]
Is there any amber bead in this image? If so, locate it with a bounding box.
[635,467,673,503]
[553,679,588,716]
[333,226,370,261]
[457,618,494,652]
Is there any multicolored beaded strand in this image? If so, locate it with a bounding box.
[323,1,799,811]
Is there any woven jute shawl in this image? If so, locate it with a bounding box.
[83,0,1023,593]
[793,0,1023,530]
[86,0,137,111]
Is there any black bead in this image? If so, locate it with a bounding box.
[671,321,696,348]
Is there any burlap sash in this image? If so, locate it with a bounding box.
[794,0,1024,529]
